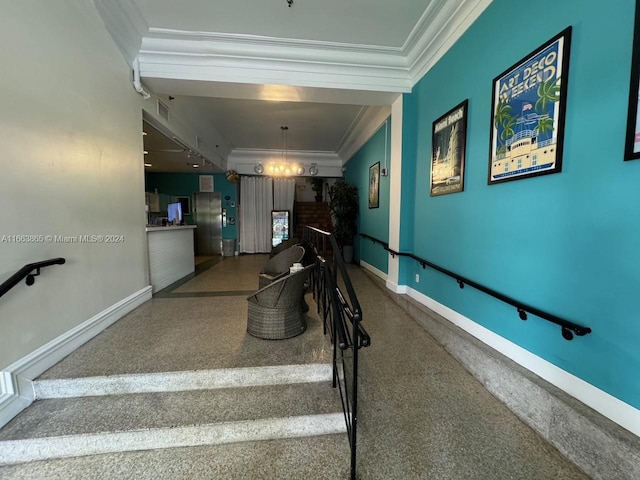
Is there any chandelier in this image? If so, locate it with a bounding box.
[259,126,305,176]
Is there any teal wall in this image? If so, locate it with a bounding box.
[344,120,391,273]
[145,172,238,240]
[398,0,640,409]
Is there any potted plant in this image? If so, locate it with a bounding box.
[328,180,359,263]
[310,178,324,202]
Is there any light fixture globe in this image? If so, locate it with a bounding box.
[254,163,264,174]
[309,164,319,176]
[295,165,305,175]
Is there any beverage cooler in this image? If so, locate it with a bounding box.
[271,210,290,247]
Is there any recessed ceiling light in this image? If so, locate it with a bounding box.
[144,163,152,167]
[192,164,199,168]
[143,150,149,155]
[142,131,147,136]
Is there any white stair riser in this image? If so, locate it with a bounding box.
[0,413,346,465]
[35,364,333,399]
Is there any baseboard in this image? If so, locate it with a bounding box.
[385,279,407,294]
[388,285,640,479]
[0,286,152,429]
[359,261,387,281]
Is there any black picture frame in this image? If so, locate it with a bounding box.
[430,100,468,196]
[488,27,572,184]
[177,196,191,215]
[625,2,640,160]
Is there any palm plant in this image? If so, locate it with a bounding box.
[500,115,516,142]
[494,99,513,129]
[535,115,554,137]
[535,76,561,113]
[328,180,359,249]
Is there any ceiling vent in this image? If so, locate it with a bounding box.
[157,100,169,121]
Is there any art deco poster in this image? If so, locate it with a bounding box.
[430,100,468,196]
[488,27,572,184]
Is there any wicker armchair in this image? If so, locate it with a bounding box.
[247,264,315,340]
[269,237,299,258]
[258,245,305,288]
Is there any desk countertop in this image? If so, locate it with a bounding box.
[145,225,197,232]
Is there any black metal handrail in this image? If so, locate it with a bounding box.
[360,233,591,341]
[304,226,370,480]
[0,258,66,299]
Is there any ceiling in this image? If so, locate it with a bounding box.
[112,0,491,173]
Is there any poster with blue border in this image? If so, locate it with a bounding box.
[488,27,572,184]
[625,2,640,161]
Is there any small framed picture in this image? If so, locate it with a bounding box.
[368,162,380,208]
[430,100,468,196]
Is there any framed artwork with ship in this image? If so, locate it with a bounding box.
[625,2,640,161]
[430,100,468,196]
[488,27,572,184]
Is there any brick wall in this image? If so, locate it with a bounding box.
[294,202,332,240]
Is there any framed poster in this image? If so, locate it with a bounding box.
[430,100,468,196]
[488,27,572,184]
[625,2,640,160]
[177,196,191,215]
[199,175,214,192]
[368,162,380,208]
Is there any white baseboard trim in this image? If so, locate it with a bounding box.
[0,286,152,429]
[359,261,387,282]
[406,286,640,439]
[385,278,407,294]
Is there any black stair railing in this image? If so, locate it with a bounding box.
[0,258,66,299]
[304,226,370,480]
[360,232,591,341]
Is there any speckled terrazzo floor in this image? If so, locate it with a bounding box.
[39,255,331,379]
[2,255,589,479]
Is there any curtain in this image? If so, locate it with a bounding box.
[273,178,295,212]
[239,176,273,253]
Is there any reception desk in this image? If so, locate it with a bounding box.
[146,225,197,293]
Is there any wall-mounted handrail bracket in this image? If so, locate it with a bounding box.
[420,261,427,269]
[25,267,42,286]
[562,327,573,341]
[358,233,592,342]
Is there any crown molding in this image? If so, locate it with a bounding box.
[93,0,148,66]
[146,28,405,54]
[406,0,493,84]
[337,106,391,162]
[228,149,344,177]
[98,0,492,92]
[139,34,411,93]
[228,148,341,165]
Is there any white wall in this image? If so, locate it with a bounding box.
[0,0,148,368]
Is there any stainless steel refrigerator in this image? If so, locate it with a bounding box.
[194,192,222,255]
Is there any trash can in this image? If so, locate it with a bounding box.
[222,238,235,257]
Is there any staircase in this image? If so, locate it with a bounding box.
[0,371,348,472]
[0,257,350,478]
